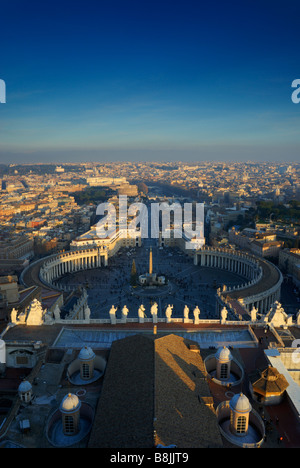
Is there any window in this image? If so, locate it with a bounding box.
[20,392,27,402]
[236,416,247,433]
[16,355,29,366]
[82,363,90,379]
[64,415,74,434]
[220,363,228,379]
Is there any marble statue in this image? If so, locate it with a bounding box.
[193,306,200,324]
[250,306,257,322]
[122,305,129,323]
[10,307,18,324]
[109,305,117,324]
[84,305,91,321]
[26,299,45,326]
[44,310,54,323]
[265,301,290,327]
[150,302,158,323]
[165,304,173,323]
[183,305,189,321]
[220,306,228,323]
[138,304,146,323]
[54,304,61,320]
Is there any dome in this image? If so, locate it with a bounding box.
[230,393,252,414]
[215,346,232,362]
[18,380,32,393]
[78,346,95,361]
[60,393,81,413]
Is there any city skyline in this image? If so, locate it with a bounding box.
[0,0,300,164]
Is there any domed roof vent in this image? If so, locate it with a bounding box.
[215,346,232,362]
[60,393,81,413]
[78,346,95,361]
[18,380,32,393]
[229,393,252,414]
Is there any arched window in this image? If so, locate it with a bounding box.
[236,416,247,433]
[220,363,228,379]
[20,391,30,402]
[64,415,75,434]
[82,363,90,379]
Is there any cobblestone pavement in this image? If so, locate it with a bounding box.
[58,244,248,321]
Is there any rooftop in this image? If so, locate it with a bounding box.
[88,333,223,448]
[1,321,300,448]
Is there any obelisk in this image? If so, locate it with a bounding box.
[149,247,153,275]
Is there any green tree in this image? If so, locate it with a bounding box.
[138,182,148,194]
[130,259,138,286]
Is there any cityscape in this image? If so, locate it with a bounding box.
[1,0,300,455]
[0,161,300,450]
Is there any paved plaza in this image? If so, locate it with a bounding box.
[58,243,250,321]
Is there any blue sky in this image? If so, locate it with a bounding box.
[0,0,300,163]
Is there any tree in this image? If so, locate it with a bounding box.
[138,182,148,195]
[130,259,138,286]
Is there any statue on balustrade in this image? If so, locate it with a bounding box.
[150,302,158,322]
[183,305,189,321]
[122,305,129,322]
[165,304,173,322]
[193,306,200,323]
[109,305,118,324]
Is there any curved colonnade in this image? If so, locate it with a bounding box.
[22,244,283,319]
[194,246,283,315]
[39,246,108,290]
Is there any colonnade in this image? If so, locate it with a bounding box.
[39,247,108,287]
[241,286,281,315]
[194,247,261,281]
[195,247,283,316]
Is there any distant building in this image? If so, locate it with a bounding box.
[0,235,34,260]
[279,248,300,287]
[86,177,127,186]
[70,224,142,255]
[250,239,283,258]
[229,227,279,256]
[0,275,19,304]
[117,183,138,197]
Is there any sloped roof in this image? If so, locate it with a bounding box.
[249,365,289,396]
[88,333,223,448]
[154,334,223,448]
[88,333,155,448]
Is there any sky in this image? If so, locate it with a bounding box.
[0,0,300,164]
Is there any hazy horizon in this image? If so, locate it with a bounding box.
[0,0,299,165]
